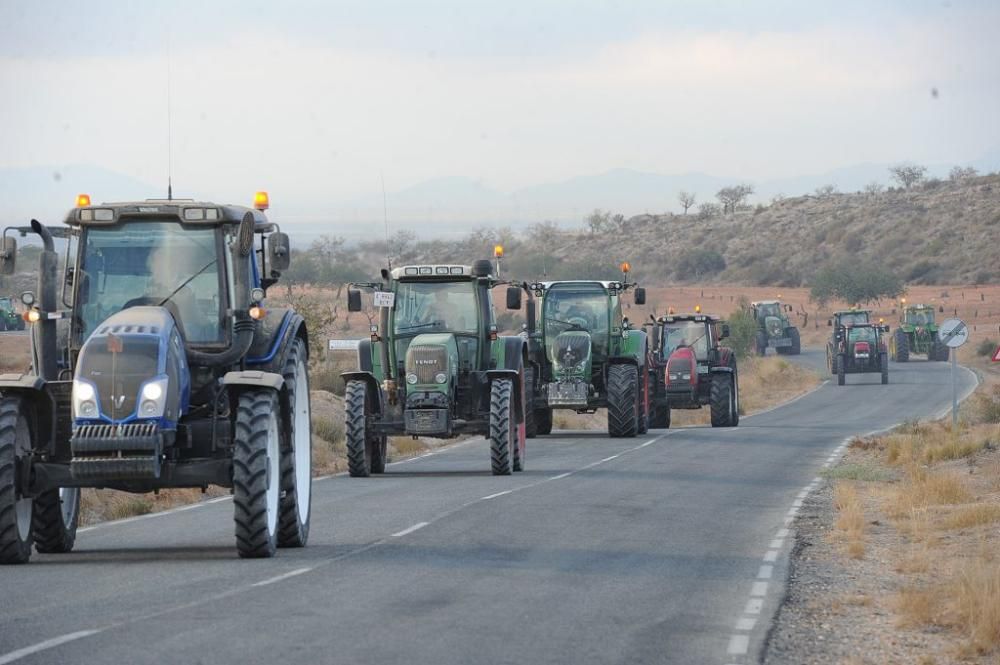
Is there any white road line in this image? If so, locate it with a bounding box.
[763,549,779,562]
[549,472,571,480]
[735,616,757,631]
[744,598,763,615]
[600,455,620,463]
[727,634,749,655]
[0,630,105,665]
[391,522,429,538]
[250,567,313,588]
[783,516,793,526]
[757,564,773,580]
[750,581,769,597]
[812,476,822,483]
[769,537,784,549]
[776,528,789,539]
[480,490,512,501]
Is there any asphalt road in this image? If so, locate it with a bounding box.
[0,349,978,665]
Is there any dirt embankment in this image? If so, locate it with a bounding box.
[765,354,1000,664]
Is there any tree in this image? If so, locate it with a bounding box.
[678,190,696,214]
[675,248,726,280]
[809,261,904,307]
[725,298,759,358]
[586,209,611,234]
[949,165,978,181]
[814,184,838,198]
[863,181,884,198]
[888,163,927,189]
[716,184,754,214]
[697,202,721,220]
[611,213,626,232]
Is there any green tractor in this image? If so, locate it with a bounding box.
[0,296,25,332]
[343,258,529,476]
[524,264,649,438]
[750,300,800,355]
[890,302,948,362]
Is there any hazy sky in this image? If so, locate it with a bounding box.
[2,0,998,208]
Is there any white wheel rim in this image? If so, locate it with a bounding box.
[266,410,279,537]
[293,358,311,522]
[58,487,79,525]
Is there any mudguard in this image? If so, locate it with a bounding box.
[222,371,284,390]
[341,370,384,414]
[246,308,309,373]
[610,329,648,368]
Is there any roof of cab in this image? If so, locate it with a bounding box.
[64,200,271,228]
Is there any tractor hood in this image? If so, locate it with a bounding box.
[765,316,784,337]
[404,332,459,388]
[72,306,189,428]
[549,329,592,378]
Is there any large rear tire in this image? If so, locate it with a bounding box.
[278,337,311,548]
[828,346,839,375]
[788,328,801,355]
[32,487,79,554]
[607,364,638,438]
[535,407,553,435]
[710,374,736,427]
[755,332,769,356]
[0,396,34,564]
[345,380,375,478]
[649,404,670,429]
[233,389,282,559]
[524,366,537,439]
[893,329,910,362]
[837,353,846,386]
[636,369,649,435]
[489,379,514,476]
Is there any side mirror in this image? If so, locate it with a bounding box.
[786,305,793,312]
[634,287,646,305]
[827,319,832,327]
[268,232,291,272]
[721,324,730,339]
[939,305,944,313]
[506,286,522,310]
[347,289,362,312]
[0,237,16,276]
[650,324,661,351]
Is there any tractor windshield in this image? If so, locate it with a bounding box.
[848,326,877,343]
[838,312,869,327]
[77,221,225,344]
[0,297,13,312]
[661,321,709,360]
[393,280,478,335]
[543,286,610,354]
[905,309,933,326]
[758,303,780,318]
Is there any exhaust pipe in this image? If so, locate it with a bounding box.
[30,219,59,381]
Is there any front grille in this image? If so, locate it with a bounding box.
[407,345,448,384]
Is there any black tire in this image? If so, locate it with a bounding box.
[731,368,741,426]
[649,404,670,429]
[32,488,79,554]
[756,332,768,356]
[489,379,514,475]
[535,407,553,435]
[607,364,638,438]
[637,370,649,435]
[894,329,910,362]
[710,374,736,427]
[524,366,537,439]
[837,353,846,386]
[233,389,282,558]
[370,433,388,474]
[931,340,947,362]
[345,380,374,478]
[0,319,6,332]
[277,337,311,548]
[880,352,889,385]
[938,344,951,362]
[788,328,801,355]
[828,346,839,375]
[0,396,34,564]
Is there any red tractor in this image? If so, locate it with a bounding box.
[646,311,739,428]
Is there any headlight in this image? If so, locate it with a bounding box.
[406,373,418,385]
[136,377,168,418]
[434,372,447,384]
[72,380,99,419]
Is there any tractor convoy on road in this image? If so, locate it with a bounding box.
[0,192,948,563]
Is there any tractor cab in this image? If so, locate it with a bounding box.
[902,305,935,327]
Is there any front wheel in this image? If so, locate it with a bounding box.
[489,379,514,476]
[607,364,638,438]
[535,407,553,436]
[893,329,910,362]
[788,328,801,355]
[32,487,80,554]
[837,354,846,386]
[278,337,311,548]
[345,380,379,478]
[0,396,35,564]
[233,389,282,558]
[649,404,671,429]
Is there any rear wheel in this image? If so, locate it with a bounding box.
[756,332,768,356]
[649,404,670,429]
[345,380,377,478]
[636,369,649,435]
[535,407,553,435]
[0,396,34,564]
[710,374,736,427]
[880,352,889,385]
[607,364,638,438]
[32,487,79,554]
[893,329,910,362]
[837,354,846,386]
[828,346,839,375]
[489,379,514,475]
[278,337,311,548]
[233,389,281,558]
[788,328,801,355]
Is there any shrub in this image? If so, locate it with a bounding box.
[975,338,997,357]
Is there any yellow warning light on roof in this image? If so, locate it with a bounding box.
[900,297,907,305]
[620,262,631,273]
[694,304,702,313]
[76,194,91,207]
[253,191,269,211]
[668,307,675,315]
[494,244,504,258]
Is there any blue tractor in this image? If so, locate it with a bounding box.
[0,193,312,563]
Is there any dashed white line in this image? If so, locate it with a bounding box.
[727,634,749,655]
[250,567,313,588]
[392,522,428,538]
[744,598,764,615]
[549,472,571,480]
[763,549,779,563]
[750,581,769,597]
[757,564,774,580]
[769,538,784,549]
[480,490,513,501]
[0,630,105,665]
[735,616,757,631]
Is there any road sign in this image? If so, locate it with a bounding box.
[938,318,969,348]
[993,346,1000,362]
[373,291,395,308]
[328,339,360,351]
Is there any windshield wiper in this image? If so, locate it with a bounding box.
[546,316,589,331]
[397,320,444,332]
[158,259,217,307]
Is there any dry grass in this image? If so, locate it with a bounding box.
[736,355,820,415]
[833,481,866,559]
[941,504,1000,531]
[895,587,942,628]
[883,466,971,520]
[951,558,1000,654]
